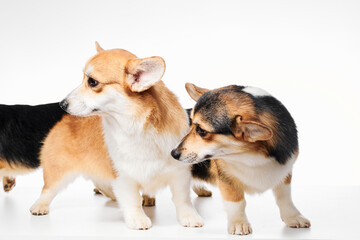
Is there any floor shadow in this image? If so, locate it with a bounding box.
[281,225,312,238]
[105,199,118,208]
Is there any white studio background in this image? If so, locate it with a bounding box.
[0,0,359,188]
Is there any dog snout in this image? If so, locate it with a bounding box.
[59,99,69,111]
[171,148,181,160]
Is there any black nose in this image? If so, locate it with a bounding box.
[171,149,181,160]
[59,99,69,111]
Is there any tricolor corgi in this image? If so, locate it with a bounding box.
[56,43,204,230]
[172,83,311,235]
[0,103,66,193]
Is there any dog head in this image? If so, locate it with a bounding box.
[171,83,275,164]
[60,42,165,117]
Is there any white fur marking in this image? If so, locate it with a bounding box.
[243,86,271,97]
[222,153,296,193]
[273,183,311,228]
[84,65,93,77]
[97,89,201,229]
[223,200,252,235]
[30,173,77,215]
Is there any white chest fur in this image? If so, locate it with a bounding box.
[102,115,188,187]
[223,153,296,193]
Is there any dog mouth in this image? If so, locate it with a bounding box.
[179,153,213,164]
[63,101,98,117]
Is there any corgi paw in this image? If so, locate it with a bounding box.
[124,214,152,230]
[179,212,204,227]
[30,204,49,216]
[3,177,16,192]
[142,195,156,206]
[228,220,253,235]
[93,188,102,194]
[283,215,311,228]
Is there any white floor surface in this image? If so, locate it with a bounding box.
[0,170,359,240]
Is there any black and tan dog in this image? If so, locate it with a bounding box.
[0,103,66,193]
[172,83,310,235]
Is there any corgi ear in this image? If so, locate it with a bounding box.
[232,116,273,142]
[126,57,165,92]
[185,83,210,101]
[95,41,104,53]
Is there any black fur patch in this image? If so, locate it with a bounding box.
[191,160,212,181]
[0,103,66,168]
[193,85,298,165]
[185,108,192,125]
[194,88,240,135]
[249,95,298,164]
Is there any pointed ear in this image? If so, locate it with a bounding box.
[95,41,104,53]
[185,83,210,101]
[125,57,165,92]
[232,116,273,142]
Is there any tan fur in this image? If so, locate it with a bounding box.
[120,81,187,134]
[0,159,30,193]
[177,86,278,162]
[60,44,205,228]
[177,83,310,234]
[224,93,278,149]
[283,173,292,185]
[87,49,137,84]
[185,83,210,101]
[30,114,118,215]
[31,46,206,215]
[3,176,16,192]
[191,158,250,198]
[95,41,104,53]
[217,177,244,202]
[40,114,116,188]
[177,84,310,234]
[142,195,156,206]
[222,88,256,120]
[209,159,252,196]
[80,49,187,134]
[0,158,33,175]
[75,49,187,134]
[192,185,212,197]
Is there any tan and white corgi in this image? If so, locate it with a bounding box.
[57,43,203,230]
[172,83,311,235]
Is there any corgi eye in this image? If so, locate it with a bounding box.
[196,125,208,137]
[88,77,99,87]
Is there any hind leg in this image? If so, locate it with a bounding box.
[3,176,16,192]
[272,173,311,228]
[142,194,156,206]
[93,182,155,206]
[30,171,76,215]
[94,187,102,195]
[93,180,116,201]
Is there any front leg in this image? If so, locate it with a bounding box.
[272,173,311,228]
[218,179,252,235]
[169,171,203,227]
[112,176,151,230]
